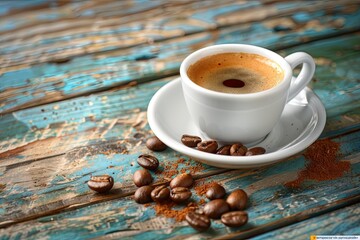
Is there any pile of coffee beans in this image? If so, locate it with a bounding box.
[133,153,158,203]
[134,171,194,204]
[87,135,251,232]
[185,183,249,231]
[181,134,265,156]
[133,137,196,204]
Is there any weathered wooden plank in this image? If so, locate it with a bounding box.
[0,31,360,238]
[1,33,359,163]
[0,129,359,238]
[1,0,357,63]
[252,202,360,239]
[1,2,360,113]
[0,0,49,17]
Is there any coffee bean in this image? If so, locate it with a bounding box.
[181,134,202,147]
[186,212,211,231]
[137,154,159,170]
[197,140,218,153]
[151,185,170,202]
[246,147,266,156]
[221,211,248,227]
[134,185,154,204]
[133,169,153,187]
[170,173,193,189]
[216,145,231,155]
[203,199,230,219]
[87,175,114,193]
[146,136,167,151]
[170,187,192,203]
[230,143,247,156]
[206,183,226,200]
[226,189,248,210]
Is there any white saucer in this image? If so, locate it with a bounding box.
[147,78,326,169]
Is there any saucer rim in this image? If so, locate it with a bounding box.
[147,77,326,167]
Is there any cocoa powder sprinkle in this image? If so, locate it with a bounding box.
[285,139,350,188]
[153,200,199,222]
[194,181,216,196]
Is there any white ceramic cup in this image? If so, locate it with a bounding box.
[180,44,315,145]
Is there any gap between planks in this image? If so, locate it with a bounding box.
[0,126,359,229]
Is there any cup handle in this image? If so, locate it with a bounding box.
[284,52,316,102]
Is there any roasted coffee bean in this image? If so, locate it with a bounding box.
[203,199,230,219]
[133,169,153,187]
[216,145,231,155]
[137,154,159,170]
[206,183,226,200]
[170,187,192,203]
[230,143,247,156]
[186,212,211,231]
[246,147,266,156]
[221,211,248,227]
[87,175,114,193]
[151,185,170,202]
[181,134,202,147]
[134,185,154,204]
[146,136,167,151]
[197,140,218,153]
[170,173,193,189]
[226,189,248,210]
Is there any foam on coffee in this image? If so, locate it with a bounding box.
[187,52,284,94]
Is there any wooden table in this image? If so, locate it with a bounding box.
[1,1,360,239]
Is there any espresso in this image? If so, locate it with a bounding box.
[187,52,284,94]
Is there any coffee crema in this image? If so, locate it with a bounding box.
[187,52,284,94]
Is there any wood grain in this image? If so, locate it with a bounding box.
[252,202,360,239]
[1,1,359,113]
[1,1,360,239]
[1,55,360,236]
[0,129,359,237]
[1,34,359,163]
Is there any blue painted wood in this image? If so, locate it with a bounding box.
[1,2,359,113]
[253,203,360,239]
[0,1,360,239]
[1,34,359,163]
[0,0,48,17]
[0,128,359,238]
[0,33,359,238]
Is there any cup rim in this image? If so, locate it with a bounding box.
[180,44,293,99]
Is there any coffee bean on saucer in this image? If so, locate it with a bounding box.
[170,173,193,189]
[137,154,159,170]
[216,145,231,155]
[246,147,266,156]
[230,143,247,156]
[133,169,153,187]
[134,185,154,204]
[206,183,226,200]
[221,211,248,227]
[197,140,218,153]
[227,189,248,210]
[186,212,211,231]
[203,199,230,219]
[87,175,114,193]
[181,134,202,147]
[151,185,170,202]
[146,136,167,151]
[170,187,192,203]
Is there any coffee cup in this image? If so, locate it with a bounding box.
[180,44,315,145]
